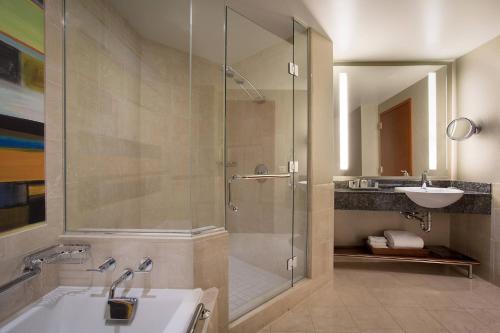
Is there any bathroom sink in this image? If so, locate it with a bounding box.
[0,287,203,333]
[394,187,464,208]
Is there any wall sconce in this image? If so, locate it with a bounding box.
[446,117,481,141]
[428,72,437,170]
[339,72,348,170]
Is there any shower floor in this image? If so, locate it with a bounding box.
[229,256,290,321]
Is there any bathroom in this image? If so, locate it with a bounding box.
[0,0,499,332]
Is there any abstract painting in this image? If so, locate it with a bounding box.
[0,0,45,233]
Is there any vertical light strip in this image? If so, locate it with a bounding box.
[428,72,437,170]
[339,73,349,170]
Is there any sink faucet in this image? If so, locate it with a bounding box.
[421,171,432,189]
[106,268,138,322]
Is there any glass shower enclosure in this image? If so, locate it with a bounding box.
[63,0,308,322]
[225,9,308,320]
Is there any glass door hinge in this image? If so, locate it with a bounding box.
[287,256,297,271]
[288,161,299,173]
[288,62,299,77]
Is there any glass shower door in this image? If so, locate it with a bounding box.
[226,8,295,321]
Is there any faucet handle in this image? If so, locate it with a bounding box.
[135,257,153,273]
[86,257,116,273]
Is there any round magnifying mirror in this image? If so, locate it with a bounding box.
[446,117,481,141]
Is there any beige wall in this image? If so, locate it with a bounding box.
[0,0,64,322]
[378,66,448,177]
[308,30,335,279]
[360,104,380,176]
[451,35,500,283]
[350,106,362,175]
[455,36,500,184]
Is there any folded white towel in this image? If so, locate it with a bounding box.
[368,236,387,244]
[367,240,388,248]
[384,230,424,249]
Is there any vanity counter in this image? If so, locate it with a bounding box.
[334,181,491,214]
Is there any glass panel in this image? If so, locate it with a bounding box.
[191,0,226,233]
[65,0,194,233]
[292,20,308,284]
[226,8,294,321]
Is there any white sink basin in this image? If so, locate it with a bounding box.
[0,287,203,333]
[394,187,464,208]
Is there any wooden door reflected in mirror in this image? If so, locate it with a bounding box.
[379,98,413,176]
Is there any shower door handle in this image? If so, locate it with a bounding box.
[227,173,291,212]
[232,174,291,180]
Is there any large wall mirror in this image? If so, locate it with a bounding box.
[333,64,450,178]
[0,0,46,233]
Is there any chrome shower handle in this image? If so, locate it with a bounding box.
[135,257,153,273]
[227,173,291,212]
[86,257,116,273]
[232,174,291,180]
[228,178,238,212]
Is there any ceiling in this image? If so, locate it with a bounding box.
[333,65,445,112]
[231,0,500,61]
[109,0,500,63]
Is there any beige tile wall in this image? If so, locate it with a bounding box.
[449,213,492,280]
[194,232,229,333]
[450,36,500,283]
[0,0,65,322]
[308,29,335,280]
[58,235,194,288]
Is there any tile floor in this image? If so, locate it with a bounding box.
[259,261,500,333]
[230,256,290,321]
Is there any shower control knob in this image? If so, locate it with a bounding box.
[136,257,153,273]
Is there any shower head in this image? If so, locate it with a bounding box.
[225,66,265,103]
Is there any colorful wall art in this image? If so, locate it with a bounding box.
[0,0,45,233]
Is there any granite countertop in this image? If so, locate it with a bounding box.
[333,180,491,214]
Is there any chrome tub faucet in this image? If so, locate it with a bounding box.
[106,268,137,322]
[106,258,154,323]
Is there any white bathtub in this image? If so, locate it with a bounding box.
[0,287,203,333]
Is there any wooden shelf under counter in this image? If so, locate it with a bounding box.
[334,245,480,278]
